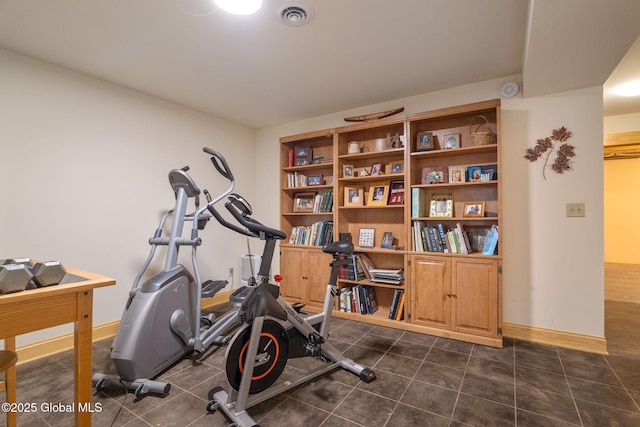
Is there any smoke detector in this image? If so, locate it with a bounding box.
[277,1,314,26]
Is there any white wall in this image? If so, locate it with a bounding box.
[0,48,257,346]
[257,77,605,339]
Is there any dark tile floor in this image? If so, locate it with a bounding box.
[2,300,640,426]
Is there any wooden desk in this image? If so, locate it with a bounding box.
[0,266,115,426]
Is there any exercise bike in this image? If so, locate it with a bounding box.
[92,148,243,397]
[204,189,377,427]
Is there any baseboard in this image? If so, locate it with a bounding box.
[502,322,608,355]
[15,290,233,364]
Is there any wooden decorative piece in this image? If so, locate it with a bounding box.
[344,107,404,122]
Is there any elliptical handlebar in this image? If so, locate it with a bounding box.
[203,147,234,182]
[224,195,287,240]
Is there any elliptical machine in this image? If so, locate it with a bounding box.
[204,188,377,427]
[92,148,242,397]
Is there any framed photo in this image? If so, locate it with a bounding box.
[481,164,497,181]
[443,133,460,149]
[371,163,382,176]
[358,228,375,248]
[343,164,354,178]
[390,160,404,174]
[388,180,404,205]
[467,166,483,182]
[448,166,466,183]
[463,201,486,217]
[367,182,390,206]
[344,185,364,207]
[416,131,434,151]
[307,174,323,186]
[293,192,316,213]
[295,146,311,165]
[381,231,394,249]
[429,193,453,218]
[421,166,448,184]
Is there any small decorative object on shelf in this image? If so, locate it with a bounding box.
[525,127,575,180]
[343,164,354,178]
[307,175,323,186]
[469,115,497,146]
[371,163,382,176]
[467,166,483,182]
[389,160,403,174]
[386,132,403,148]
[344,186,364,206]
[422,167,448,184]
[381,232,394,249]
[295,147,311,166]
[293,192,316,213]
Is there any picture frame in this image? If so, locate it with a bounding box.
[293,192,316,213]
[344,185,364,207]
[388,180,404,205]
[416,131,434,151]
[367,182,390,206]
[307,174,323,186]
[295,146,311,166]
[343,164,354,178]
[371,163,382,176]
[381,231,394,249]
[463,201,486,217]
[467,166,483,182]
[481,164,497,181]
[421,166,448,184]
[358,228,375,248]
[448,166,466,183]
[390,160,404,174]
[443,133,461,150]
[429,193,453,217]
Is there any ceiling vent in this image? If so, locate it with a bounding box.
[277,1,314,26]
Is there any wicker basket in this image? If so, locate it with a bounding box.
[470,115,497,146]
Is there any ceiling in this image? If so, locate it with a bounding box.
[0,0,639,129]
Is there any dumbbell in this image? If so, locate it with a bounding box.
[0,258,67,294]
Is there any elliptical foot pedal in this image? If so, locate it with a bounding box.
[201,280,228,298]
[360,368,377,383]
[292,302,306,313]
[230,286,252,304]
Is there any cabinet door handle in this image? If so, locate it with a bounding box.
[446,292,452,297]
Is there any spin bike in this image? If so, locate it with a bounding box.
[92,148,243,397]
[204,191,377,427]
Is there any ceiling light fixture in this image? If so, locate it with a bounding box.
[613,79,640,97]
[277,1,314,26]
[214,0,262,15]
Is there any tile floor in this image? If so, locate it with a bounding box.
[2,300,640,427]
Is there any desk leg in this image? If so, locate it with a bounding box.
[74,290,93,427]
[4,337,17,427]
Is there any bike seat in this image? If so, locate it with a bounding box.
[322,241,354,255]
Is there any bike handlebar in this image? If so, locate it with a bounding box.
[224,199,287,240]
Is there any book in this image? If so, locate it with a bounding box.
[411,188,427,217]
[394,292,406,321]
[356,253,375,281]
[389,289,403,319]
[364,286,378,314]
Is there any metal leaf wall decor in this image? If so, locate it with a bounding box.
[525,127,575,180]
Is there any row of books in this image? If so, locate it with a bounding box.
[286,172,332,188]
[304,189,334,213]
[339,253,404,285]
[338,285,378,315]
[289,221,333,246]
[412,221,499,255]
[389,289,405,321]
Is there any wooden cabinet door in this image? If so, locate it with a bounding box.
[306,249,332,308]
[410,255,451,328]
[452,258,498,337]
[279,247,307,303]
